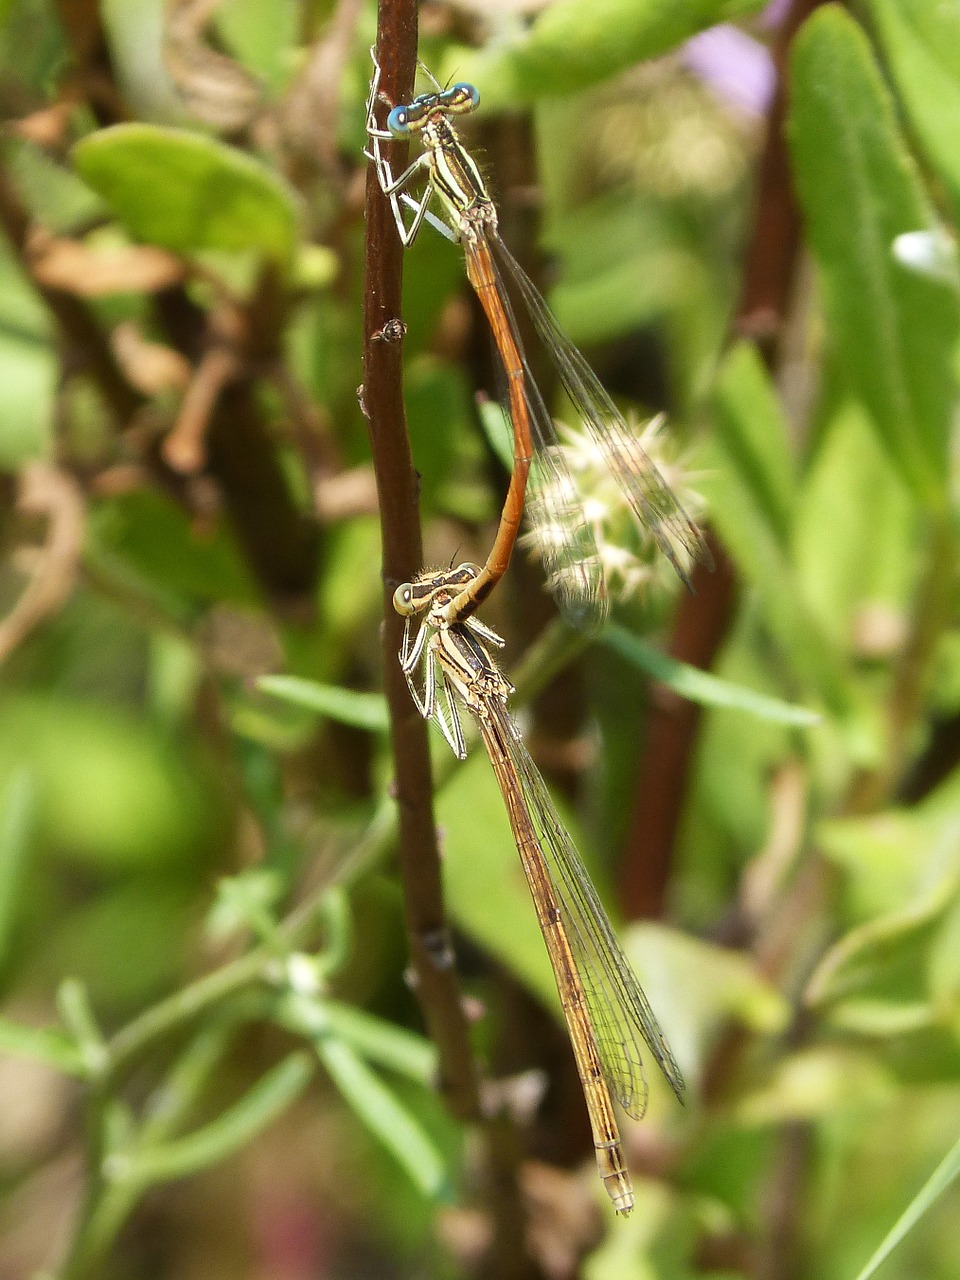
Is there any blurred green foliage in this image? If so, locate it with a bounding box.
[0,1,958,1278]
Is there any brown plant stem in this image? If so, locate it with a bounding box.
[360,2,481,1125]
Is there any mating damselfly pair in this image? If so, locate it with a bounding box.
[366,51,704,1214]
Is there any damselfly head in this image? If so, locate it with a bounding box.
[387,82,479,137]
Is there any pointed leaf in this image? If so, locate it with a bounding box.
[854,1133,960,1280]
[868,0,960,220]
[111,1052,314,1185]
[605,625,821,726]
[789,7,960,507]
[316,1034,449,1200]
[256,676,389,732]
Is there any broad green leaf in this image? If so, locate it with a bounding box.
[111,1052,314,1185]
[625,924,788,1102]
[0,333,54,466]
[818,767,960,918]
[257,676,389,732]
[405,359,475,512]
[700,435,858,725]
[316,1034,449,1200]
[805,871,959,1014]
[477,398,514,472]
[733,1046,896,1126]
[0,768,35,968]
[45,883,198,1007]
[0,1015,86,1076]
[73,125,299,261]
[794,401,915,647]
[439,750,558,1010]
[441,0,767,105]
[214,0,298,91]
[0,694,221,870]
[605,625,821,727]
[854,1133,960,1280]
[788,7,959,508]
[712,341,797,550]
[87,491,257,613]
[868,0,960,220]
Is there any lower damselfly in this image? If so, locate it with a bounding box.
[395,563,686,1213]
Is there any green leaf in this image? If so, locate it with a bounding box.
[256,676,389,732]
[57,978,107,1076]
[111,1052,314,1185]
[0,694,220,870]
[87,490,257,613]
[315,1034,449,1200]
[817,767,960,919]
[319,1000,436,1085]
[868,0,960,220]
[441,0,767,105]
[276,995,436,1086]
[625,924,789,1102]
[0,332,54,466]
[0,768,35,968]
[0,1016,86,1076]
[733,1046,896,1126]
[604,625,821,727]
[476,398,514,472]
[73,124,299,262]
[712,342,797,550]
[788,7,960,508]
[439,751,557,1010]
[206,869,284,942]
[699,435,859,726]
[805,871,959,1016]
[794,401,916,648]
[853,1132,960,1280]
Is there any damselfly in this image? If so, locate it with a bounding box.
[366,52,707,628]
[395,563,686,1213]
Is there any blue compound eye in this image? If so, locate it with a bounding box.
[447,82,479,113]
[386,105,410,136]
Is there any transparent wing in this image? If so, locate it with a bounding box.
[489,232,710,592]
[474,241,608,630]
[481,700,685,1116]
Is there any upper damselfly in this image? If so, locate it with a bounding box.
[366,52,708,628]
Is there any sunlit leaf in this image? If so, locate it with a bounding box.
[868,0,960,221]
[0,1016,86,1076]
[625,924,788,1101]
[713,341,797,550]
[733,1046,896,1126]
[73,124,300,261]
[442,0,767,105]
[789,7,960,507]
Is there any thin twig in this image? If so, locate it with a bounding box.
[0,464,84,664]
[360,2,481,1124]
